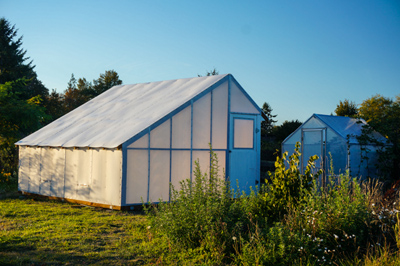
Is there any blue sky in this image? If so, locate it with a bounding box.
[2,0,400,124]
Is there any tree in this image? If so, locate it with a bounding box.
[0,18,34,84]
[92,70,122,95]
[43,89,65,123]
[261,102,277,135]
[0,18,49,178]
[0,18,48,99]
[0,79,48,174]
[335,99,358,117]
[358,94,400,180]
[63,74,90,112]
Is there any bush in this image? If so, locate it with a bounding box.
[145,150,247,263]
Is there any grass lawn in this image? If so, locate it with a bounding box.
[0,193,157,265]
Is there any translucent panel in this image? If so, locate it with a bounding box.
[128,133,148,148]
[172,106,191,148]
[193,93,211,149]
[18,146,30,192]
[192,151,210,175]
[349,145,362,178]
[212,83,228,149]
[29,147,41,194]
[234,119,254,148]
[105,149,122,206]
[75,149,91,201]
[149,151,170,202]
[64,148,77,199]
[91,148,107,203]
[302,130,323,172]
[214,151,226,179]
[126,150,148,204]
[349,145,379,179]
[50,147,66,198]
[171,151,191,191]
[284,129,302,145]
[230,82,259,114]
[150,120,170,149]
[40,147,55,196]
[303,117,325,129]
[326,128,347,175]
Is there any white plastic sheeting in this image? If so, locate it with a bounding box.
[18,146,122,206]
[16,74,228,148]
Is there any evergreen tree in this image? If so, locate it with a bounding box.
[0,18,34,84]
[261,102,277,135]
[0,17,48,99]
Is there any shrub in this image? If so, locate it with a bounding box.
[144,149,247,262]
[244,142,322,225]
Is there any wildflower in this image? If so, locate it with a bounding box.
[372,203,375,207]
[232,236,237,241]
[147,226,151,230]
[334,234,339,239]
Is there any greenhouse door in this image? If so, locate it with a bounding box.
[301,129,326,184]
[229,114,257,195]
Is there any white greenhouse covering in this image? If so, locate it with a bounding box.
[16,74,263,209]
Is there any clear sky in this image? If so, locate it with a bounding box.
[2,0,400,124]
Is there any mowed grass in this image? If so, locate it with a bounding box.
[0,194,158,265]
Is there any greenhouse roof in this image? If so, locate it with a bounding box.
[314,114,386,144]
[16,74,231,148]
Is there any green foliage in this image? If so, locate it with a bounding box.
[358,94,400,180]
[145,150,242,262]
[286,173,370,262]
[258,143,322,221]
[0,18,48,99]
[335,99,358,117]
[63,70,123,113]
[0,17,34,84]
[0,79,48,176]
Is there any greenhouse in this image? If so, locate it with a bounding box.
[16,74,263,209]
[282,114,386,182]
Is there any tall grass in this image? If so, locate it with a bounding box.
[146,144,400,265]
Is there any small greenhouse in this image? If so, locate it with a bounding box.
[16,74,263,209]
[282,114,386,181]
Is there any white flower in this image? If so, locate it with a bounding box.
[232,236,237,241]
[334,234,339,239]
[147,226,151,230]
